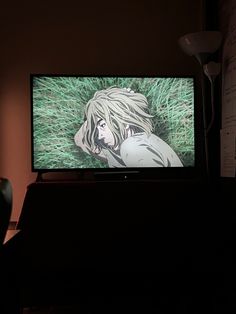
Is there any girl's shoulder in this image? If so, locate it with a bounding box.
[121,132,158,149]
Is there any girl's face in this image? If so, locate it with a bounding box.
[97,119,115,148]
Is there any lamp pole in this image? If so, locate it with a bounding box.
[178,31,222,180]
[203,61,221,180]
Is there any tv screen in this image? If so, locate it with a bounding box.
[31,75,196,178]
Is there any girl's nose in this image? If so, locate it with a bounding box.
[98,131,103,139]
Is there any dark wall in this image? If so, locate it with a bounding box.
[0,0,204,220]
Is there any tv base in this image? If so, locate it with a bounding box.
[93,170,140,181]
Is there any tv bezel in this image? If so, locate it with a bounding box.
[30,74,205,181]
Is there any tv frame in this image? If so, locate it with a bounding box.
[30,74,205,182]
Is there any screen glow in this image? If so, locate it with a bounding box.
[31,76,195,170]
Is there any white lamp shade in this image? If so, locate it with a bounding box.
[178,31,222,57]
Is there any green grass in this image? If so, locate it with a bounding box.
[32,76,195,169]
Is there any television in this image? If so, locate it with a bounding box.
[31,75,202,181]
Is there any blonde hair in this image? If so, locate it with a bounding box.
[83,87,153,152]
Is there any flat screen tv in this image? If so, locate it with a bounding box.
[31,75,202,180]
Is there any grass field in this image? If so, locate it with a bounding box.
[32,76,195,169]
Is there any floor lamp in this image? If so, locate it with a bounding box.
[178,31,222,180]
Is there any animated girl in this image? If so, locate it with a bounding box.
[74,87,183,167]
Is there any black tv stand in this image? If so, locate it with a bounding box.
[6,177,235,314]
